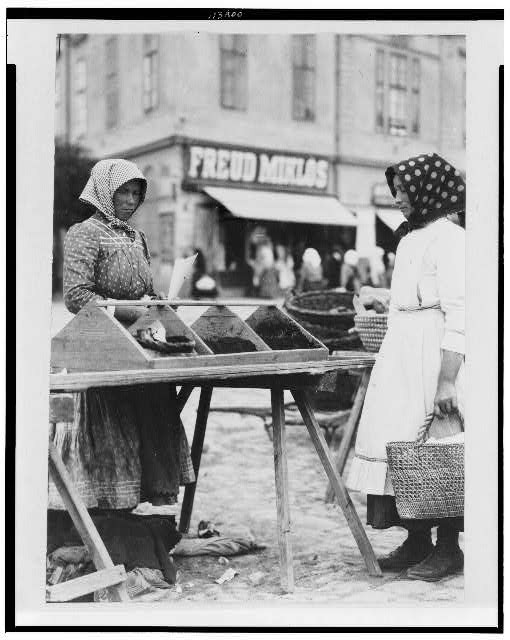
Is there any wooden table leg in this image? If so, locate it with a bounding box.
[179,385,213,534]
[176,384,194,414]
[271,387,294,593]
[325,368,371,503]
[291,390,382,577]
[48,442,130,601]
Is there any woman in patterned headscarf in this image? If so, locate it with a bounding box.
[49,159,195,512]
[347,153,465,582]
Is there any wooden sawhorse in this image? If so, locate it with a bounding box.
[47,394,129,602]
[176,374,382,592]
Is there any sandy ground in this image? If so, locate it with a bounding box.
[50,301,464,604]
[163,386,464,605]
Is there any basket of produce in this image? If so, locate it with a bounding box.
[284,289,361,351]
[386,414,464,519]
[352,289,390,353]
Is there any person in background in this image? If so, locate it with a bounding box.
[191,248,219,299]
[382,251,396,288]
[297,247,326,293]
[367,246,386,287]
[347,152,465,582]
[274,244,296,295]
[257,244,280,299]
[341,249,362,293]
[50,159,195,514]
[322,245,344,289]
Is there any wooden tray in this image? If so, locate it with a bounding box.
[51,302,328,373]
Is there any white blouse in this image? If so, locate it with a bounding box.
[389,217,465,355]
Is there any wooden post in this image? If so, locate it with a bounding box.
[271,387,294,593]
[179,385,213,533]
[176,384,194,414]
[291,390,382,577]
[326,368,371,502]
[48,442,130,601]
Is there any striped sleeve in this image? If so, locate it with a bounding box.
[63,222,105,314]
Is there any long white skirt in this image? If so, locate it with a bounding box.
[347,308,464,496]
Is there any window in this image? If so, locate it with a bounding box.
[159,212,175,263]
[462,67,466,147]
[73,58,87,139]
[105,37,119,128]
[220,34,247,110]
[388,53,407,136]
[292,34,316,121]
[375,49,385,131]
[410,58,420,136]
[143,34,159,112]
[375,49,421,137]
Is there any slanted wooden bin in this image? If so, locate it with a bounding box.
[50,300,382,594]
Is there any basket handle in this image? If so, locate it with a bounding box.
[416,411,465,443]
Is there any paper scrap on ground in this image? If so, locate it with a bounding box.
[168,254,197,299]
[215,568,238,584]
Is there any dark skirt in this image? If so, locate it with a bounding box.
[48,384,194,510]
[367,495,464,532]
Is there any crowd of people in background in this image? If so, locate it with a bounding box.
[181,237,397,301]
[244,235,397,299]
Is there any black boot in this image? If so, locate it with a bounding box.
[378,529,434,571]
[407,525,463,582]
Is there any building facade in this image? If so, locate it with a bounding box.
[55,32,466,293]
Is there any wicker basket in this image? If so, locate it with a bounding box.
[284,289,362,352]
[285,290,356,329]
[386,441,464,519]
[353,314,388,352]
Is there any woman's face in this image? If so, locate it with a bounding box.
[393,174,412,219]
[113,179,143,221]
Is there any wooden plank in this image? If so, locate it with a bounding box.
[51,304,149,372]
[291,390,382,578]
[333,369,370,464]
[50,360,354,393]
[96,299,279,307]
[176,384,194,414]
[191,305,271,353]
[46,565,127,602]
[49,394,75,423]
[179,385,213,533]
[47,441,130,601]
[271,388,294,593]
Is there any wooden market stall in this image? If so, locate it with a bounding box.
[49,299,381,601]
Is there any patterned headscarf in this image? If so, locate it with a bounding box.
[385,152,466,236]
[79,159,147,238]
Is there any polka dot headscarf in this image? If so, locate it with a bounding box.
[385,152,465,234]
[79,159,147,238]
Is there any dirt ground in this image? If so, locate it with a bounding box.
[50,302,464,605]
[165,386,464,604]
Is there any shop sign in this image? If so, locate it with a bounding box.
[183,143,329,192]
[372,182,395,207]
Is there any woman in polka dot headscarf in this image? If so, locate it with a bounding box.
[49,159,195,514]
[386,152,466,236]
[348,153,465,582]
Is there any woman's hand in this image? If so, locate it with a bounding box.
[434,349,464,418]
[433,380,458,418]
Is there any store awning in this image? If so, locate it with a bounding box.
[376,208,407,232]
[204,186,357,227]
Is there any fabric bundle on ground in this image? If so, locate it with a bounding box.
[47,510,181,585]
[171,535,266,557]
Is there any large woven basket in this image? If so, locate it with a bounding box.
[386,441,464,519]
[354,314,388,352]
[285,289,361,351]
